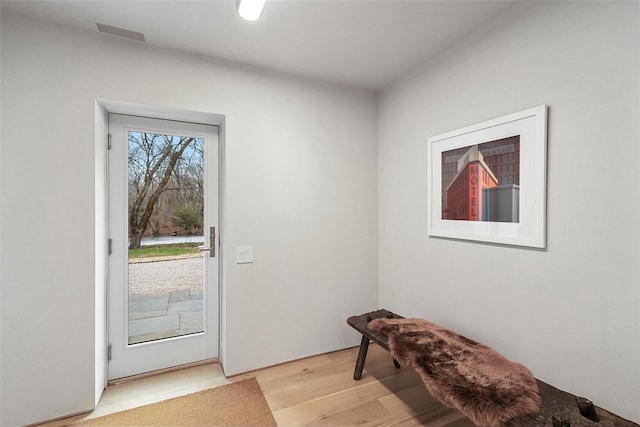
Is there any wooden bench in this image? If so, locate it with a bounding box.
[347,309,639,427]
[346,308,403,380]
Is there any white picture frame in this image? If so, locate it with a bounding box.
[427,105,548,248]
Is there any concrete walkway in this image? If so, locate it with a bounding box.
[128,257,204,345]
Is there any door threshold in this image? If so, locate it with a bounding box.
[109,358,219,385]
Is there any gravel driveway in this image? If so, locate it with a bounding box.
[128,256,203,295]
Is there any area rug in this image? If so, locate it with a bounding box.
[369,317,540,427]
[73,377,277,426]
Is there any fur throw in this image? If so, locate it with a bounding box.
[369,318,540,427]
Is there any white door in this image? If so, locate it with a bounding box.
[108,114,219,379]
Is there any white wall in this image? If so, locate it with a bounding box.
[0,13,378,426]
[378,1,639,423]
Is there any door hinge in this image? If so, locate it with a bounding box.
[107,344,112,361]
[108,238,112,256]
[108,133,112,150]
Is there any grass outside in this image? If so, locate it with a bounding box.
[128,242,201,260]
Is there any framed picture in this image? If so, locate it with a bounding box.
[427,105,548,248]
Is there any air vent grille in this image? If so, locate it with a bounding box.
[96,23,145,42]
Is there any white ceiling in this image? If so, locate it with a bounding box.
[1,0,515,91]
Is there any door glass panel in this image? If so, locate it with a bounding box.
[127,131,204,345]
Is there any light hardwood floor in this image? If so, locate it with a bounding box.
[37,343,474,426]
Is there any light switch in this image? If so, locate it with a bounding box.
[237,246,253,264]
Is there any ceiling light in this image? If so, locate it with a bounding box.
[237,0,266,21]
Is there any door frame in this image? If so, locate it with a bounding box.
[97,99,227,384]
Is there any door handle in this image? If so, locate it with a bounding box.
[198,226,216,257]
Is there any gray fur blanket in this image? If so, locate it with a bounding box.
[368,317,540,427]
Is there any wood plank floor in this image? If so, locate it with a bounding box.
[245,344,473,426]
[36,343,474,426]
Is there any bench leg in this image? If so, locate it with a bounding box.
[353,335,370,380]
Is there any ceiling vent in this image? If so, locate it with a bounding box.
[96,23,145,42]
